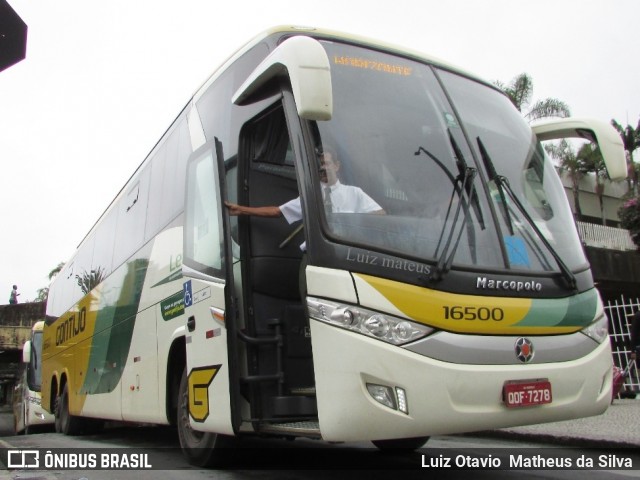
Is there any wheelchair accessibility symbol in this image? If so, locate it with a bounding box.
[183,280,193,307]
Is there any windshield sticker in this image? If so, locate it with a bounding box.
[333,56,412,76]
[504,236,531,267]
[346,247,431,275]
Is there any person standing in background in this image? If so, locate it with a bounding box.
[9,285,19,304]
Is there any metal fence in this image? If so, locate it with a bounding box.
[605,295,640,395]
[576,221,636,251]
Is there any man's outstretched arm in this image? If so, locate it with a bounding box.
[225,201,282,218]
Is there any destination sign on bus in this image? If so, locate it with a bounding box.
[333,55,412,76]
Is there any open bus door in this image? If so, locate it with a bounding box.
[180,135,239,464]
[227,36,334,436]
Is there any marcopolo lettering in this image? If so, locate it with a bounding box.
[56,307,87,346]
[476,276,542,293]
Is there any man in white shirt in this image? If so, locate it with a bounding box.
[225,149,384,297]
[225,149,384,223]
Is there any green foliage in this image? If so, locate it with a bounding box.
[611,119,640,194]
[619,197,640,247]
[545,139,583,219]
[545,139,607,223]
[76,267,106,295]
[495,73,571,121]
[48,262,65,280]
[35,287,48,303]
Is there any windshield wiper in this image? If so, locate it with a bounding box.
[476,138,514,236]
[476,137,577,291]
[415,146,478,282]
[449,130,485,230]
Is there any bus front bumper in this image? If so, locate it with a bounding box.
[310,321,612,442]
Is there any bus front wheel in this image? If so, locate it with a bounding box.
[372,436,430,451]
[177,368,232,467]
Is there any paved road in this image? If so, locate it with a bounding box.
[484,398,640,448]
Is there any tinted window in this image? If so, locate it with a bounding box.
[112,167,150,268]
[146,115,191,241]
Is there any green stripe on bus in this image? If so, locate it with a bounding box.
[515,289,598,328]
[81,257,149,395]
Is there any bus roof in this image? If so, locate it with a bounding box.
[193,25,496,103]
[61,25,500,281]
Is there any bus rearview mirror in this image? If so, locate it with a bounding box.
[532,118,627,181]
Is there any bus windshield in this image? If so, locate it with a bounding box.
[314,40,585,275]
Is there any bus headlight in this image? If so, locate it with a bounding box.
[366,384,409,414]
[366,384,396,410]
[581,312,609,344]
[364,315,390,337]
[308,297,433,345]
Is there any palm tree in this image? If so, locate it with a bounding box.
[611,119,640,194]
[495,73,571,122]
[34,287,48,303]
[577,143,608,225]
[76,267,105,295]
[545,139,584,220]
[34,262,66,303]
[48,261,65,280]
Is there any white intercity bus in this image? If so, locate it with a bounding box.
[14,321,54,434]
[42,26,626,465]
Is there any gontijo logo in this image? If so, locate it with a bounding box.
[188,365,221,422]
[56,307,87,346]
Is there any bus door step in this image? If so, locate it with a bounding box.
[290,386,316,396]
[259,420,321,438]
[271,395,317,416]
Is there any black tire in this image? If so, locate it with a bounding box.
[54,397,62,433]
[177,367,233,467]
[372,436,429,451]
[55,384,84,435]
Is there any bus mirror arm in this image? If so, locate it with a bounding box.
[232,36,333,121]
[22,340,31,364]
[532,118,627,181]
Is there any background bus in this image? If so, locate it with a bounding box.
[13,321,54,434]
[41,26,625,464]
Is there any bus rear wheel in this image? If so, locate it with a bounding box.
[372,436,430,451]
[55,383,83,435]
[177,367,232,467]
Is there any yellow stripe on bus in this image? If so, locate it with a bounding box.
[356,274,584,335]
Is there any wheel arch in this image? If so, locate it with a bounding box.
[166,336,186,426]
[48,373,61,413]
